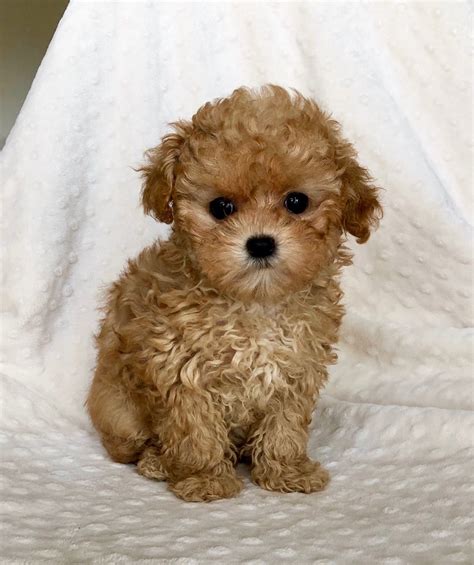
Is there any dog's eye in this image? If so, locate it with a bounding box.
[284,192,309,214]
[209,197,236,220]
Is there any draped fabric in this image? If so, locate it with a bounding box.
[1,1,472,561]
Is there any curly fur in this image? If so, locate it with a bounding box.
[87,85,382,502]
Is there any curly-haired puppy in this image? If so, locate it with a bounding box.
[87,85,382,502]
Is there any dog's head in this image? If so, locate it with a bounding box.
[139,86,382,301]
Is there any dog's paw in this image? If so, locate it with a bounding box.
[252,459,329,494]
[137,447,167,481]
[169,471,243,502]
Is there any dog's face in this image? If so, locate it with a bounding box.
[140,86,382,301]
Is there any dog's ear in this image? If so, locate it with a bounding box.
[138,123,190,224]
[339,146,382,243]
[327,120,383,244]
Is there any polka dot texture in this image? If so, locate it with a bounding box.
[1,404,472,563]
[0,1,472,562]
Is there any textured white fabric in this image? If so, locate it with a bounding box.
[1,1,473,562]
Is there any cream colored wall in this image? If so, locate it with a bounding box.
[0,0,68,148]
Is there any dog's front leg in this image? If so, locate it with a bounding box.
[249,398,329,494]
[157,387,242,502]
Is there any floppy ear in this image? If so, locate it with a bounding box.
[339,145,382,243]
[327,121,382,244]
[138,123,189,224]
[325,115,383,243]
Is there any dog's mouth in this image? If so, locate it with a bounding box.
[250,257,274,270]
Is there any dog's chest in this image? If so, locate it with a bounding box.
[157,286,339,412]
[187,300,325,403]
[207,314,298,413]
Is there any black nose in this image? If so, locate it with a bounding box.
[246,235,276,259]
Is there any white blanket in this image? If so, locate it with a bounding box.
[1,1,472,562]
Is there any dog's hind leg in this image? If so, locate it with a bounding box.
[99,430,147,464]
[87,370,149,464]
[137,446,167,480]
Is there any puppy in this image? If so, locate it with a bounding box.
[87,85,382,502]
